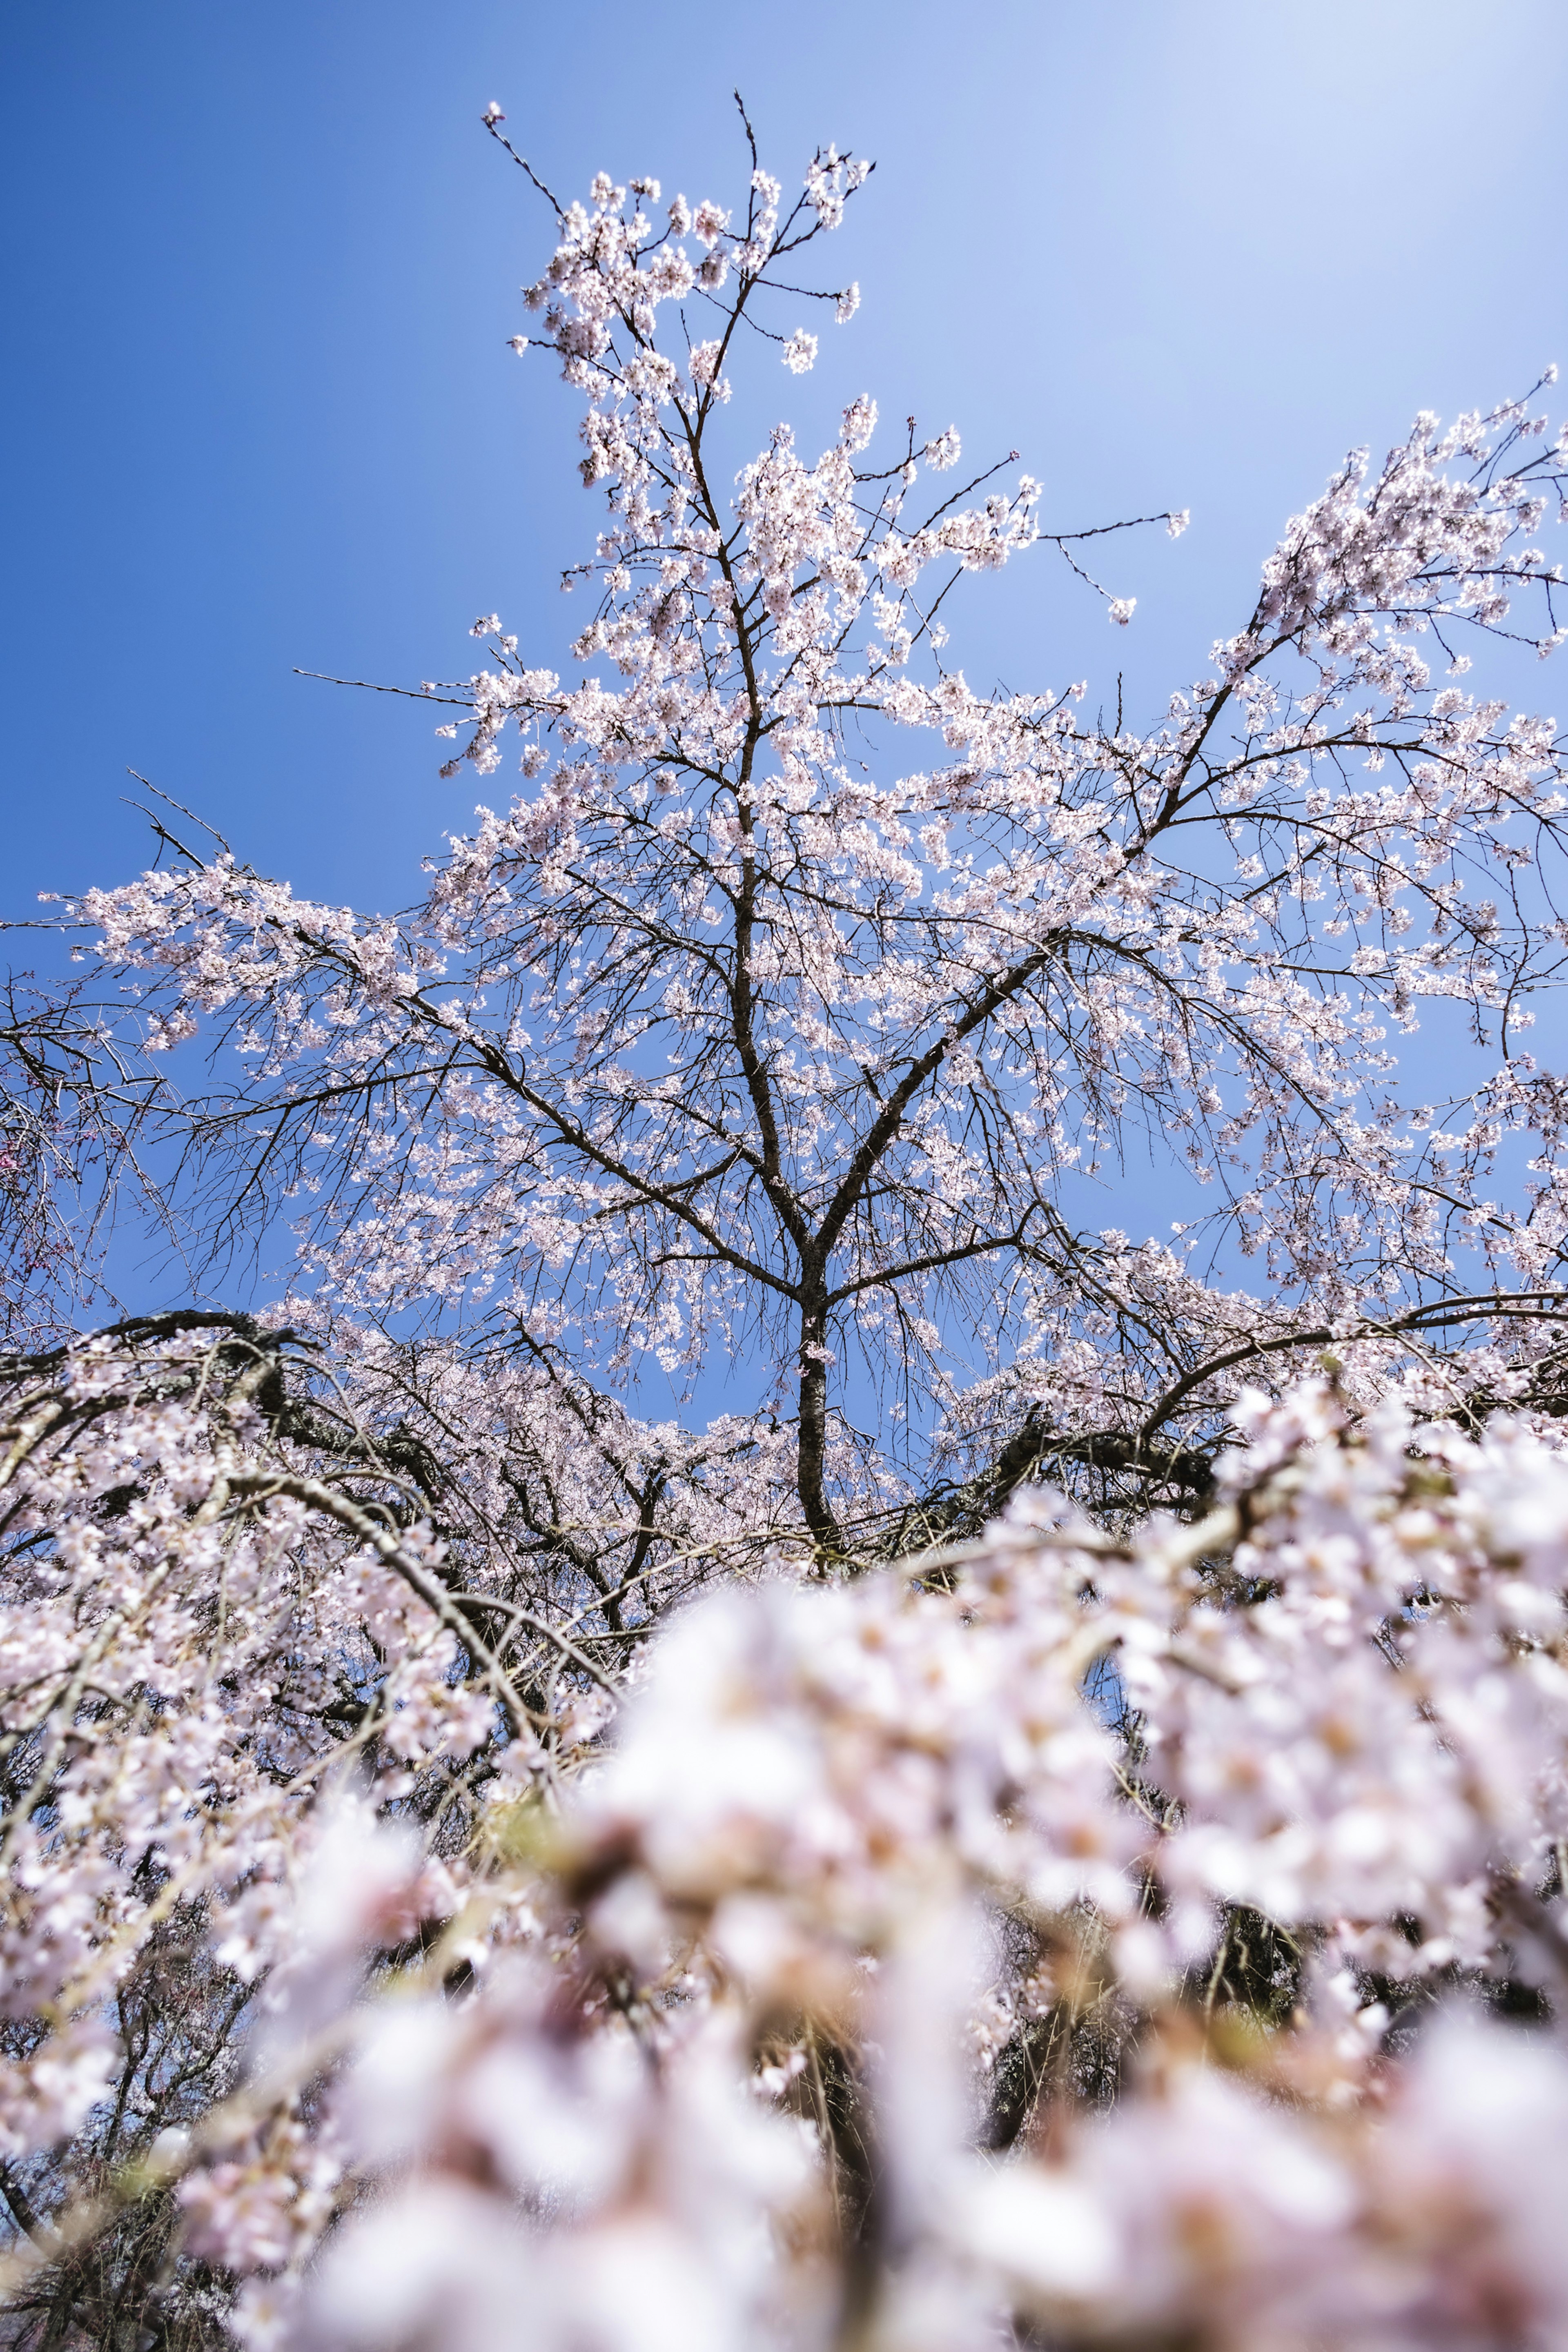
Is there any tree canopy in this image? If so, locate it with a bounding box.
[5,106,1568,2352]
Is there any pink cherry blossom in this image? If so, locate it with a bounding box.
[6,105,1568,2352]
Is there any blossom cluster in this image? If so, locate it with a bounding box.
[263,1384,1568,2350]
[10,1356,1568,2349]
[0,1305,861,2340]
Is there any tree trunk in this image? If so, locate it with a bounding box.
[796,1292,842,1562]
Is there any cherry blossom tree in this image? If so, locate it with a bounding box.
[69,102,1568,1553]
[0,973,171,1351]
[6,99,1568,2352]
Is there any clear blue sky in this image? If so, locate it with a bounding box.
[5,1,1567,927]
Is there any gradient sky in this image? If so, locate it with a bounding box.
[4,2,1568,1358]
[7,1,1567,920]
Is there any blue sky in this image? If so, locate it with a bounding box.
[6,1,1566,924]
[4,2,1568,1378]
